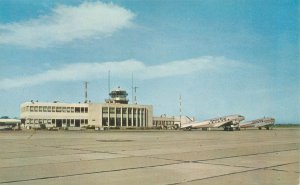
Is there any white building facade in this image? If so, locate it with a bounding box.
[20,88,153,129]
[20,102,153,129]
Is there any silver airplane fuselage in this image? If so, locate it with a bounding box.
[181,114,245,131]
[0,118,21,130]
[240,117,275,130]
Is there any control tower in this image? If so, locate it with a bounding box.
[105,86,129,104]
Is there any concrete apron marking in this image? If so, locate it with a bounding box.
[0,162,182,184]
[146,148,299,164]
[1,148,298,184]
[167,162,299,185]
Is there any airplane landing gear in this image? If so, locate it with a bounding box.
[224,127,234,131]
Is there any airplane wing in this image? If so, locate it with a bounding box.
[254,122,274,128]
[180,121,206,129]
[181,120,234,129]
[240,122,255,128]
[212,120,234,128]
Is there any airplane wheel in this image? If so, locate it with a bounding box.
[266,127,269,130]
[258,127,262,130]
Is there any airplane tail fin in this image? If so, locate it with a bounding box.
[185,116,194,122]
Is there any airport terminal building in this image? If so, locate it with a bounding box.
[20,87,153,129]
[153,115,177,129]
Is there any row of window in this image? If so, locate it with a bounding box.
[102,107,145,114]
[24,119,88,126]
[102,108,148,127]
[153,121,175,126]
[102,117,145,127]
[22,106,88,113]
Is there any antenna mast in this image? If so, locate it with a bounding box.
[131,73,138,104]
[84,81,88,103]
[131,73,134,104]
[179,94,182,128]
[108,70,111,98]
[134,86,138,104]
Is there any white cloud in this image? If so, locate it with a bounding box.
[0,56,242,90]
[0,1,134,48]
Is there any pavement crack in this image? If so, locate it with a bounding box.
[167,162,299,185]
[0,162,181,184]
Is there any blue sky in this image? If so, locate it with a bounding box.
[0,0,298,123]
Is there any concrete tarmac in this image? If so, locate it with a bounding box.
[0,128,299,185]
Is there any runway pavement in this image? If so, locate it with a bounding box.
[0,128,299,184]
